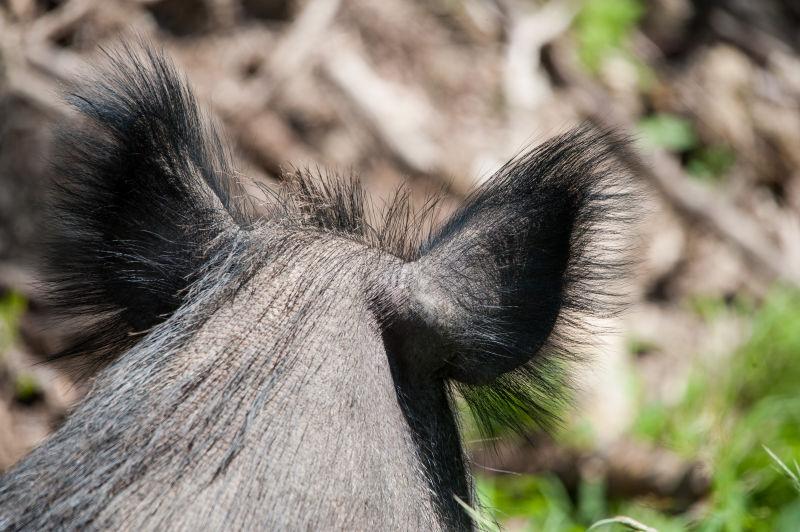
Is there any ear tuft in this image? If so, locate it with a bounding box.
[405,126,639,435]
[43,44,251,371]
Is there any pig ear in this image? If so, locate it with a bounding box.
[404,128,636,435]
[44,44,252,370]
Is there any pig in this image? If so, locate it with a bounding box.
[0,46,634,530]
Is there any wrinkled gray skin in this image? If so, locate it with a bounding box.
[0,227,472,530]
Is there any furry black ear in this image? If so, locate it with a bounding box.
[43,45,251,368]
[400,127,636,434]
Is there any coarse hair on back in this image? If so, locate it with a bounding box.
[42,42,638,436]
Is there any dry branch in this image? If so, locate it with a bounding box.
[319,37,443,179]
[229,0,342,112]
[211,0,342,178]
[503,0,578,111]
[27,0,97,44]
[549,42,800,286]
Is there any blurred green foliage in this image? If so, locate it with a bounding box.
[730,289,800,404]
[626,336,660,357]
[687,293,754,324]
[477,475,584,531]
[637,113,736,182]
[0,291,26,353]
[1,292,41,404]
[629,289,800,530]
[14,373,42,404]
[574,0,644,73]
[477,474,687,531]
[638,114,697,153]
[477,288,800,530]
[686,145,736,182]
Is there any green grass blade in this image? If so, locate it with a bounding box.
[588,515,658,531]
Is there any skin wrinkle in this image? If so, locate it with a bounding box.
[73,236,440,530]
[12,226,468,530]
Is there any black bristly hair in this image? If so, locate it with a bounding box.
[279,129,637,438]
[44,45,253,371]
[421,128,638,437]
[42,44,439,373]
[276,167,445,261]
[43,43,637,439]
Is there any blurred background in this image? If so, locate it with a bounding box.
[1,0,800,529]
